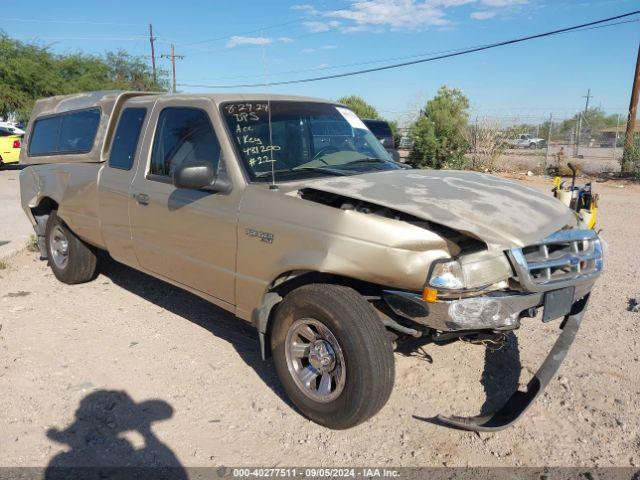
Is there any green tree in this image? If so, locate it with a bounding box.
[409,86,469,169]
[0,33,167,122]
[556,108,619,143]
[337,95,380,119]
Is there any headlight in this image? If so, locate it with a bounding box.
[428,259,465,290]
[428,253,513,292]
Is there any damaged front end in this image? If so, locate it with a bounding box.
[382,228,603,431]
[295,173,604,431]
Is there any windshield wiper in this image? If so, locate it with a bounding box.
[342,157,389,166]
[292,166,352,176]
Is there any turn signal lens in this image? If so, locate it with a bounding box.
[422,288,438,303]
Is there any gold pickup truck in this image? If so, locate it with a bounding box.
[19,91,603,431]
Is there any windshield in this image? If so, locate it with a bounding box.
[221,101,400,182]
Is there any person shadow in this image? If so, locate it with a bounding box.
[45,390,187,480]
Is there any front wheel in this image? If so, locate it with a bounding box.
[270,284,395,429]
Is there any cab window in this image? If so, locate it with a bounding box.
[109,108,147,170]
[149,107,220,178]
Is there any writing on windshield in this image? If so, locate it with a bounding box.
[221,101,396,182]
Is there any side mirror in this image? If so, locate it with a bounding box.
[172,159,215,190]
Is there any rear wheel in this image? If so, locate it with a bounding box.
[45,211,97,284]
[270,284,395,429]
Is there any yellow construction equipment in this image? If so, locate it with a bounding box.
[552,163,598,229]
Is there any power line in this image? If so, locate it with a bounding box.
[180,19,301,47]
[180,17,640,82]
[0,17,142,26]
[10,35,149,41]
[174,28,330,56]
[178,10,640,89]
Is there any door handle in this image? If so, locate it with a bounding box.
[133,193,149,205]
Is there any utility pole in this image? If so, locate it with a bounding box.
[614,113,621,160]
[149,24,157,84]
[161,44,185,93]
[583,88,593,113]
[575,89,593,157]
[544,112,553,172]
[623,42,640,173]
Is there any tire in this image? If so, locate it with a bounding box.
[529,142,537,149]
[45,211,97,284]
[270,284,395,429]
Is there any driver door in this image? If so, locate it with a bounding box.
[129,98,237,305]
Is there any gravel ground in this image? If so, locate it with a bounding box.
[0,176,638,468]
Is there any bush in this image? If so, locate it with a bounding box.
[466,119,506,172]
[409,86,469,169]
[622,133,640,180]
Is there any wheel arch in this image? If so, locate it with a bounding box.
[29,196,60,259]
[31,196,60,217]
[255,269,383,360]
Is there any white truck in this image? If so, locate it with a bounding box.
[509,133,546,149]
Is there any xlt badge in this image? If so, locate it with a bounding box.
[245,228,274,244]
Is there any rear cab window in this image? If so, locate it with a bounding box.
[148,107,221,181]
[28,108,100,156]
[109,108,147,170]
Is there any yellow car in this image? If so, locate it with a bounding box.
[0,128,22,169]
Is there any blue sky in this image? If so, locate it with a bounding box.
[2,0,639,125]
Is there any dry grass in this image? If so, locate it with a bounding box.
[466,119,507,172]
[26,234,39,253]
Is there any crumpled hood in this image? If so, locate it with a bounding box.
[303,169,576,250]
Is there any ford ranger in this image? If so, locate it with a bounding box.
[19,91,603,431]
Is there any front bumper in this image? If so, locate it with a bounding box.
[383,280,594,332]
[418,294,590,432]
[384,282,595,432]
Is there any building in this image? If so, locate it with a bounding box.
[598,123,640,148]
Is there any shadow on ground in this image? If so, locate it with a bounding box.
[96,253,287,404]
[401,330,522,426]
[45,389,187,479]
[479,332,521,416]
[0,164,26,171]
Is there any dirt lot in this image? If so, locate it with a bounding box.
[497,146,621,176]
[0,168,33,259]
[397,144,623,176]
[0,176,639,468]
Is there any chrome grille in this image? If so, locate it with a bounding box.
[509,229,603,292]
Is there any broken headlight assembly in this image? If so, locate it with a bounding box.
[428,259,465,290]
[427,253,513,295]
